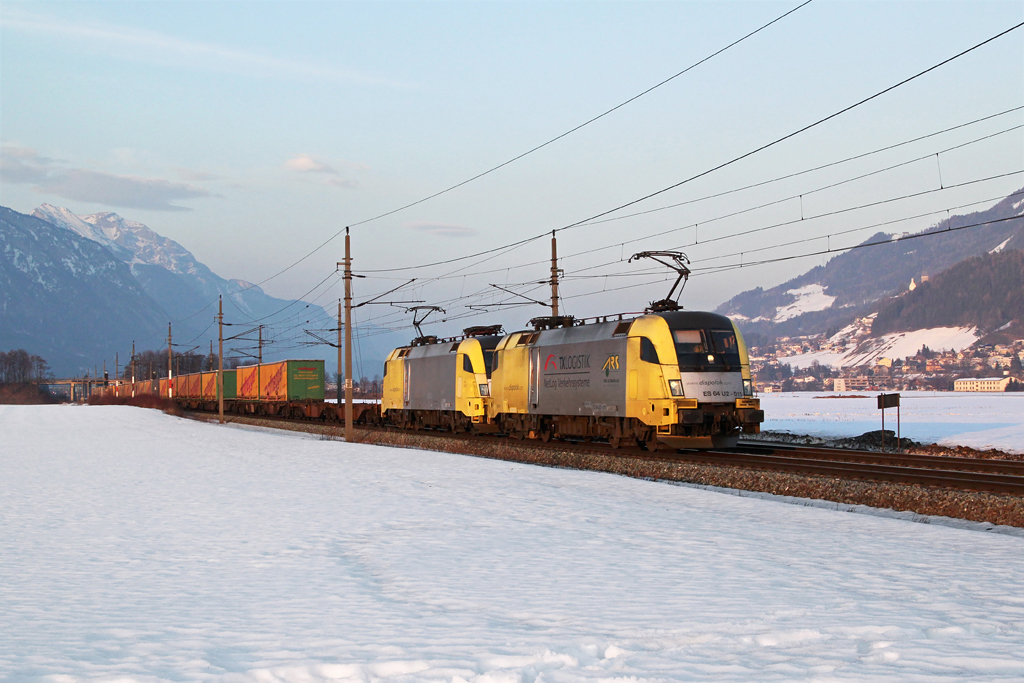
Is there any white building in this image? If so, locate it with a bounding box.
[953,376,1013,392]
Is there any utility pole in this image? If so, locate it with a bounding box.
[258,325,263,363]
[344,299,348,405]
[209,340,214,371]
[167,323,173,398]
[103,359,107,387]
[343,228,354,441]
[131,341,136,397]
[115,353,119,387]
[550,230,560,317]
[218,296,224,424]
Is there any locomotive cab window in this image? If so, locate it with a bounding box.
[463,355,474,373]
[673,328,740,371]
[674,329,708,371]
[484,350,495,377]
[708,331,741,362]
[709,329,741,369]
[639,337,660,364]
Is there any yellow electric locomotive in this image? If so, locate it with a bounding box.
[382,312,762,449]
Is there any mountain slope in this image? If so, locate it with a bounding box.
[0,207,168,375]
[872,248,1024,341]
[718,188,1024,337]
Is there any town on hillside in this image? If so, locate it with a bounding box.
[751,312,1024,393]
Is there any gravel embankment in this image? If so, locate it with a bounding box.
[193,414,1024,528]
[750,429,1024,461]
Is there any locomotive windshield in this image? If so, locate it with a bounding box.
[673,328,741,371]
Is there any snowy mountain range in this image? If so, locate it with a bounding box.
[1,204,335,376]
[31,204,308,325]
[718,187,1024,341]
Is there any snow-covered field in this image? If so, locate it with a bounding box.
[760,391,1024,453]
[3,405,1024,682]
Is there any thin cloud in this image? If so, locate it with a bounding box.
[39,170,213,212]
[1,146,213,212]
[2,10,408,87]
[326,178,359,189]
[0,151,51,184]
[407,221,477,238]
[175,168,221,182]
[284,154,337,174]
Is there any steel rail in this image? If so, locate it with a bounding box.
[734,442,1024,475]
[676,450,1024,496]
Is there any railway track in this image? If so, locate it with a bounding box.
[677,446,1024,496]
[196,411,1024,496]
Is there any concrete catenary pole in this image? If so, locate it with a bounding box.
[337,299,343,406]
[344,228,354,442]
[550,230,559,318]
[218,296,224,424]
[131,341,136,397]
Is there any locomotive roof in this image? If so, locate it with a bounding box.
[652,310,735,330]
[403,335,503,357]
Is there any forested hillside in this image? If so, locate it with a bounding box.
[872,248,1024,338]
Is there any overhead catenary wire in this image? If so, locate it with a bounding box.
[393,118,1024,283]
[357,18,1024,276]
[221,0,814,291]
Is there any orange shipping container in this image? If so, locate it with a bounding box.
[237,365,260,400]
[186,373,202,399]
[259,361,288,401]
[201,372,217,400]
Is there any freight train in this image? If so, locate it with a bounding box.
[102,309,762,450]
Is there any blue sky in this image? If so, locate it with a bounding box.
[2,0,1023,342]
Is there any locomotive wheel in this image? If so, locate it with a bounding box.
[608,436,621,449]
[540,428,552,443]
[640,438,658,452]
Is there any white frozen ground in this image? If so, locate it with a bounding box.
[3,405,1024,682]
[760,391,1024,454]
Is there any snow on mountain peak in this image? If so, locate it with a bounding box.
[32,204,197,274]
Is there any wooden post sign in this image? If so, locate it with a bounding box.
[877,392,901,451]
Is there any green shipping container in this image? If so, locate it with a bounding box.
[223,369,237,400]
[285,360,325,401]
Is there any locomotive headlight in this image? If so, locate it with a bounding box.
[478,383,490,397]
[668,379,683,397]
[707,354,715,362]
[742,379,753,397]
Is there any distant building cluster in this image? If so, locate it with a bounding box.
[751,331,1024,393]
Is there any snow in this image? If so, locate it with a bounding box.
[989,236,1013,254]
[3,405,1024,682]
[772,284,836,322]
[761,391,1024,453]
[780,326,980,369]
